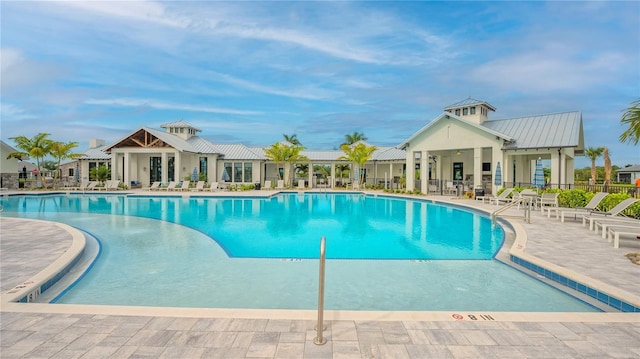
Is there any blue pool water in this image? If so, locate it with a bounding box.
[0,193,598,312]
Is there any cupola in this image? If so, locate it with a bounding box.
[444,97,495,124]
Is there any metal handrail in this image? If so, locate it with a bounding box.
[491,197,533,225]
[314,236,327,345]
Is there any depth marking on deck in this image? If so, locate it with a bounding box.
[451,313,496,321]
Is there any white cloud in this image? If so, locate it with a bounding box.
[84,98,262,115]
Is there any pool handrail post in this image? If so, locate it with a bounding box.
[314,236,327,345]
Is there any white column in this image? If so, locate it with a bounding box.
[473,147,482,190]
[389,163,394,189]
[308,162,313,188]
[174,150,181,182]
[406,152,415,191]
[123,152,131,185]
[503,153,511,188]
[161,152,168,183]
[550,152,560,188]
[110,150,117,181]
[560,149,566,188]
[421,150,429,194]
[330,163,336,188]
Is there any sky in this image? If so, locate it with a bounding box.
[1,0,639,168]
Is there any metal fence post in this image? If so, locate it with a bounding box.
[314,236,327,345]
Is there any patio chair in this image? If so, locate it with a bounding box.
[445,181,456,195]
[86,181,99,191]
[482,188,514,205]
[581,198,640,231]
[558,192,608,222]
[176,181,190,191]
[107,180,122,190]
[146,181,161,191]
[537,192,558,215]
[69,180,90,191]
[276,180,285,190]
[606,224,640,248]
[209,182,219,191]
[298,180,305,190]
[160,181,176,191]
[263,180,272,190]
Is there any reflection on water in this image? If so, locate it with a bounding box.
[1,193,503,259]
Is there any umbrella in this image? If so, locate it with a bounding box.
[191,168,198,181]
[221,168,230,182]
[75,162,80,184]
[533,159,545,189]
[494,161,502,186]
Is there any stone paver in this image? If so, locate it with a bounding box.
[1,192,639,358]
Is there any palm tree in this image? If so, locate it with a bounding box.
[584,146,604,189]
[603,147,612,191]
[264,142,288,181]
[90,165,110,184]
[7,133,52,188]
[342,131,367,146]
[619,99,640,145]
[283,133,302,146]
[339,142,377,187]
[50,141,84,187]
[283,144,309,186]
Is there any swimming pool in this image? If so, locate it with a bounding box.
[0,193,598,312]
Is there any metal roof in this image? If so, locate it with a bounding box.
[160,120,201,132]
[215,144,263,160]
[142,127,201,153]
[372,147,406,161]
[617,165,640,173]
[83,145,111,160]
[444,97,496,112]
[484,111,583,150]
[187,137,221,154]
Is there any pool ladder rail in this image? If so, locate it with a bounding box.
[491,197,533,226]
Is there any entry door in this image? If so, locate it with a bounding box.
[150,157,161,183]
[453,162,463,181]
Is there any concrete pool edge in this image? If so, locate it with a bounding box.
[1,194,639,321]
[0,217,86,304]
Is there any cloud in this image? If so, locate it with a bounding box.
[0,48,64,93]
[85,98,262,115]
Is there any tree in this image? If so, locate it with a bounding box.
[584,146,604,188]
[7,133,52,188]
[339,142,377,187]
[603,147,612,190]
[50,141,84,187]
[283,133,302,146]
[90,165,110,184]
[264,141,309,186]
[264,142,288,181]
[342,131,367,146]
[619,99,640,145]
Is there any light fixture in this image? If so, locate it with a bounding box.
[456,150,461,156]
[143,167,147,172]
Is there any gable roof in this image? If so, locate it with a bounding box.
[161,120,201,132]
[399,112,513,149]
[484,111,583,150]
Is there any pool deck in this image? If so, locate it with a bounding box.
[1,189,639,358]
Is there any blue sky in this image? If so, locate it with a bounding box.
[2,1,638,168]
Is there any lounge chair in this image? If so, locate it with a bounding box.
[146,181,161,191]
[209,182,219,191]
[193,181,205,191]
[85,181,99,191]
[558,192,608,222]
[275,180,285,190]
[581,198,640,231]
[69,180,90,191]
[107,180,122,190]
[445,181,456,195]
[177,181,190,191]
[537,192,558,215]
[482,188,514,205]
[160,181,176,191]
[263,180,272,190]
[605,225,640,248]
[298,180,305,190]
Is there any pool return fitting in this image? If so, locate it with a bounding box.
[314,236,327,345]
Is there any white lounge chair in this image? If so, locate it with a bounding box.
[160,181,176,191]
[581,198,640,230]
[537,192,558,215]
[193,181,205,191]
[558,192,608,222]
[146,181,161,191]
[606,225,640,248]
[209,182,219,191]
[107,180,122,190]
[298,180,305,190]
[86,181,99,191]
[263,180,272,190]
[69,180,90,191]
[484,188,514,205]
[276,180,285,190]
[176,181,190,191]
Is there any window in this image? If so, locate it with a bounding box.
[482,162,491,172]
[455,109,460,116]
[463,108,468,115]
[68,168,74,177]
[199,157,208,178]
[223,162,232,182]
[453,162,463,181]
[180,128,184,133]
[234,163,242,182]
[470,107,476,115]
[244,163,252,182]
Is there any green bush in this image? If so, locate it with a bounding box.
[557,189,588,208]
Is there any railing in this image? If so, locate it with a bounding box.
[491,197,534,225]
[314,236,327,345]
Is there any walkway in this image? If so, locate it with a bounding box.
[1,191,639,358]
